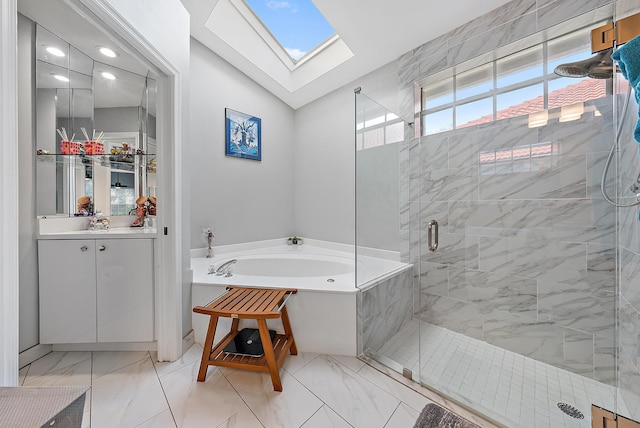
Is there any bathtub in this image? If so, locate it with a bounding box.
[191,239,412,355]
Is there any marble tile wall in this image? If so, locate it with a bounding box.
[615,0,640,418]
[358,267,414,355]
[394,0,622,390]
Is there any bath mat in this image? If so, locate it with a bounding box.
[413,403,479,428]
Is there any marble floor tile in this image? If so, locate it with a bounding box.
[23,351,92,382]
[281,351,319,375]
[294,355,400,428]
[358,364,432,412]
[136,409,178,428]
[20,349,482,428]
[301,405,352,428]
[18,365,29,385]
[331,354,367,372]
[91,356,169,428]
[23,354,92,387]
[92,351,150,380]
[160,362,246,428]
[384,402,421,428]
[153,343,203,378]
[224,368,323,428]
[216,407,264,428]
[82,390,91,428]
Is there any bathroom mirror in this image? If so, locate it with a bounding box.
[34,20,157,217]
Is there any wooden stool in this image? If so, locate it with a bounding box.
[193,286,297,391]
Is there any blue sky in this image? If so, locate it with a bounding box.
[245,0,335,60]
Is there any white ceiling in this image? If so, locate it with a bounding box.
[18,0,154,114]
[19,0,516,111]
[181,0,514,109]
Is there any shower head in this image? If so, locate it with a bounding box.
[554,48,614,79]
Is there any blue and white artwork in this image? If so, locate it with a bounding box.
[225,108,261,161]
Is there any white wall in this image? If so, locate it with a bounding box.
[356,143,400,251]
[189,38,296,247]
[18,13,38,353]
[95,107,140,132]
[293,61,401,245]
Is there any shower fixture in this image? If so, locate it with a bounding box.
[553,48,614,79]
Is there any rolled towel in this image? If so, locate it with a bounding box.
[612,34,640,144]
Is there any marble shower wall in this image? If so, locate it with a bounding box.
[616,0,640,421]
[396,0,620,386]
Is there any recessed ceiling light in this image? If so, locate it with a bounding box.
[45,46,65,57]
[53,74,69,82]
[98,46,117,58]
[101,72,116,80]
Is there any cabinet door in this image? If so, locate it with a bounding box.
[96,239,154,342]
[38,240,97,343]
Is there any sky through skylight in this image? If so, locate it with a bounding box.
[244,0,335,61]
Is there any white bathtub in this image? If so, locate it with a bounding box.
[191,240,411,355]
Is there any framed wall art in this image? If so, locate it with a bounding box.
[225,108,261,161]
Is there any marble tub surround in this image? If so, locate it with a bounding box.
[17,347,461,428]
[358,267,413,355]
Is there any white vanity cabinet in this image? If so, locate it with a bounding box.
[38,238,154,344]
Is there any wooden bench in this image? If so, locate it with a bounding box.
[193,286,297,391]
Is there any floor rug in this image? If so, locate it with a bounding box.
[413,403,479,428]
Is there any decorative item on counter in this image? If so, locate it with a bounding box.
[75,196,93,216]
[109,142,134,163]
[147,157,157,173]
[88,212,110,230]
[287,236,302,245]
[203,228,215,258]
[148,196,157,216]
[57,127,81,154]
[130,195,148,227]
[36,149,51,155]
[81,128,105,154]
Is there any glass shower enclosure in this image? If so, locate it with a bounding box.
[356,3,639,427]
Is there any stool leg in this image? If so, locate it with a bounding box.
[197,315,219,382]
[280,305,297,355]
[257,319,282,392]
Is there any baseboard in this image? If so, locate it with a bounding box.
[52,341,157,352]
[19,344,53,368]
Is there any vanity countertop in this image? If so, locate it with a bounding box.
[38,227,158,240]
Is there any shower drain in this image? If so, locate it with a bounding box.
[557,402,585,419]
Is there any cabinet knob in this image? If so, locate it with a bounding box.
[99,245,106,252]
[80,245,88,252]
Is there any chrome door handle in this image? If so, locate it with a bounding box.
[427,220,438,252]
[99,245,106,252]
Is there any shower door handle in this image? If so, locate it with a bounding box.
[427,220,438,252]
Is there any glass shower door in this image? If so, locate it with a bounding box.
[355,90,415,375]
[416,21,619,428]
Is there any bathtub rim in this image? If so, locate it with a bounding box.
[190,239,412,294]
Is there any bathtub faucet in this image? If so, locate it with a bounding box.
[215,259,237,277]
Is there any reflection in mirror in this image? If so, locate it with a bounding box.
[35,23,157,218]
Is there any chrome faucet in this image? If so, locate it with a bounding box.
[214,259,237,277]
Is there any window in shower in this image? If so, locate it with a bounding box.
[356,104,404,151]
[419,26,607,136]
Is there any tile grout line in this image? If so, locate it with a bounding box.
[217,366,267,428]
[145,350,178,428]
[288,355,357,428]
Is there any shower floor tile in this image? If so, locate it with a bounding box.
[373,319,630,428]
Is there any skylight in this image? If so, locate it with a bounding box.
[244,0,335,62]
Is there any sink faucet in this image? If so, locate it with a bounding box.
[214,259,237,277]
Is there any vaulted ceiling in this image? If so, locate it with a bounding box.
[181,0,514,108]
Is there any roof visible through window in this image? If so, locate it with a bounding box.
[244,0,336,61]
